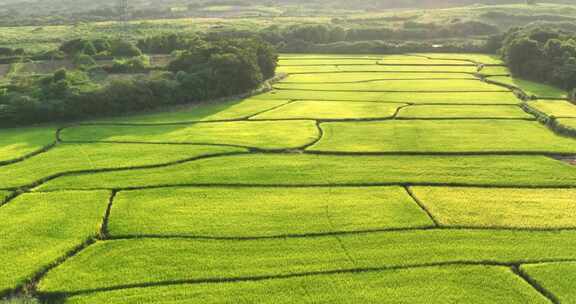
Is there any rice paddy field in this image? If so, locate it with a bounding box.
[2,53,576,303]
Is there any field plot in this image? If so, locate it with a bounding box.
[38,230,576,294]
[284,72,477,83]
[522,262,576,303]
[64,265,547,304]
[275,79,506,92]
[412,187,576,229]
[109,187,433,238]
[559,118,576,129]
[256,90,521,104]
[397,105,532,119]
[97,99,291,124]
[488,76,568,98]
[278,59,380,66]
[60,121,319,150]
[4,53,576,303]
[413,53,504,65]
[479,66,510,75]
[0,144,243,189]
[251,101,406,120]
[278,65,479,74]
[311,120,576,153]
[527,100,576,118]
[0,191,109,295]
[38,154,576,190]
[0,127,56,164]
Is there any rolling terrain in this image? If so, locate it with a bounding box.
[1,54,576,303]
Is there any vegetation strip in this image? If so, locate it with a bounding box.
[36,230,576,294]
[41,260,573,301]
[0,149,249,199]
[107,186,434,239]
[59,264,553,304]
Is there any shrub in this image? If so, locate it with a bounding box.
[111,40,143,58]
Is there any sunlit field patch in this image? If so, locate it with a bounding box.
[527,100,576,118]
[397,105,532,118]
[311,120,576,153]
[278,59,379,66]
[38,154,576,191]
[278,65,479,74]
[274,79,505,92]
[255,90,521,104]
[38,230,576,294]
[0,127,56,164]
[413,53,504,65]
[251,100,406,120]
[488,76,568,98]
[412,187,576,229]
[60,120,319,150]
[96,99,291,124]
[0,144,243,189]
[0,191,109,295]
[63,265,548,304]
[559,118,576,129]
[109,186,433,238]
[284,72,476,83]
[522,262,576,303]
[479,66,510,75]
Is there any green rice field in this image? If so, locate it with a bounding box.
[1,54,576,303]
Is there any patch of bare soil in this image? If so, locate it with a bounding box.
[553,156,576,166]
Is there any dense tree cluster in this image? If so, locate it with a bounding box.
[499,25,576,93]
[59,38,143,58]
[0,36,277,126]
[260,22,499,48]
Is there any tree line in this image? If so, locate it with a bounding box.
[497,24,576,98]
[0,35,277,126]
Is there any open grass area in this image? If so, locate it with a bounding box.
[256,90,521,104]
[284,72,477,83]
[527,100,576,118]
[278,65,480,74]
[63,265,548,304]
[0,191,109,295]
[479,66,510,75]
[38,230,576,294]
[109,186,432,238]
[278,59,380,66]
[97,99,291,124]
[311,120,576,153]
[0,191,10,202]
[377,59,477,65]
[0,127,56,164]
[60,121,319,150]
[412,187,576,229]
[522,262,576,304]
[251,101,406,120]
[400,104,531,118]
[0,144,243,189]
[397,105,531,118]
[559,118,576,129]
[274,79,506,92]
[413,53,504,65]
[38,154,576,191]
[488,76,568,98]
